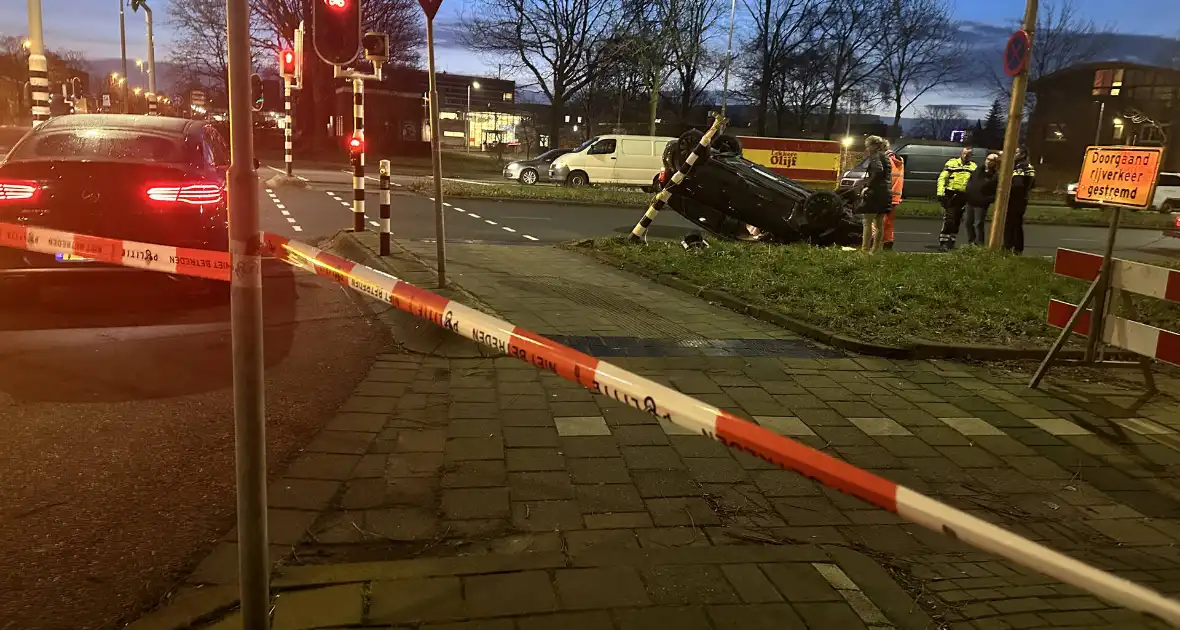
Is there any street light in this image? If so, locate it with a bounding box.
[22,39,31,49]
[466,80,480,153]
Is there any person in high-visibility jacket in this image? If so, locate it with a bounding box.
[883,146,905,249]
[936,146,977,251]
[1003,147,1036,255]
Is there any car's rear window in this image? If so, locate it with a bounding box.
[9,129,181,163]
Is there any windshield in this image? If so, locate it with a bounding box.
[10,129,182,163]
[537,149,564,161]
[573,137,599,153]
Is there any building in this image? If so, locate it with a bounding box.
[1028,61,1180,188]
[332,67,521,153]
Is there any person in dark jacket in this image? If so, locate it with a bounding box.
[963,153,1000,246]
[858,135,892,252]
[1004,147,1036,254]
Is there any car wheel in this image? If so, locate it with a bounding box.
[519,168,539,185]
[567,171,589,187]
[713,134,743,157]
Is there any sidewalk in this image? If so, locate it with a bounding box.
[132,235,1180,630]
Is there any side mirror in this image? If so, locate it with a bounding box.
[253,158,260,170]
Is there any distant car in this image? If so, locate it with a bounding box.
[0,114,233,295]
[840,142,997,198]
[550,134,676,187]
[1067,172,1180,213]
[503,148,572,185]
[661,132,861,247]
[1166,213,1180,238]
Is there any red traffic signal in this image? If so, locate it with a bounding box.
[348,137,363,151]
[314,0,361,65]
[279,49,296,77]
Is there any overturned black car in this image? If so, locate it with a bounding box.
[659,130,863,247]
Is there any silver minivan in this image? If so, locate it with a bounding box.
[840,143,993,198]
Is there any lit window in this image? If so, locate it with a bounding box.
[1113,118,1125,141]
[503,92,513,101]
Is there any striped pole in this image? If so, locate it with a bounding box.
[629,114,726,241]
[379,159,391,256]
[352,78,365,232]
[284,77,293,176]
[26,0,49,127]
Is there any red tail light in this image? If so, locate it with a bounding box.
[146,183,224,206]
[0,180,38,201]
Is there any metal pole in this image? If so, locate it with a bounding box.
[466,85,471,154]
[119,0,129,113]
[26,0,49,127]
[1085,205,1121,362]
[144,4,157,114]
[353,77,365,232]
[284,77,293,176]
[426,17,447,287]
[720,0,737,117]
[1029,277,1101,389]
[379,159,391,256]
[988,0,1038,249]
[225,0,268,627]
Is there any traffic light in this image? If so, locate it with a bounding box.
[348,135,364,167]
[313,0,361,66]
[250,73,264,111]
[362,32,389,63]
[279,49,296,78]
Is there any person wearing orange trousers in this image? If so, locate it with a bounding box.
[881,144,905,249]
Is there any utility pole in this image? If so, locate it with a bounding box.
[225,0,268,627]
[119,0,129,113]
[26,0,49,126]
[720,0,737,117]
[988,0,1038,249]
[425,14,447,287]
[142,2,157,114]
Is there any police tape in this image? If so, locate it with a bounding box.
[0,221,232,281]
[260,232,1180,626]
[4,219,1179,624]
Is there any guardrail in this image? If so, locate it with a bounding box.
[1033,248,1178,389]
[4,227,1180,625]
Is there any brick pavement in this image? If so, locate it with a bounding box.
[136,237,1180,630]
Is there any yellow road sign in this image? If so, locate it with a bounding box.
[1076,146,1164,209]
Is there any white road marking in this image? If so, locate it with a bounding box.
[468,213,482,218]
[523,234,539,241]
[443,202,452,207]
[286,217,297,224]
[275,203,285,209]
[502,227,516,233]
[454,207,465,213]
[369,220,380,227]
[293,225,303,231]
[280,210,290,216]
[485,219,498,225]
[264,187,305,234]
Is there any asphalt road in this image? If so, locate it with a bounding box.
[0,179,391,630]
[271,164,1180,261]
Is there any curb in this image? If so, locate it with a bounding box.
[577,246,1133,362]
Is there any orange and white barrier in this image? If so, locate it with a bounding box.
[0,221,232,281]
[4,225,1180,624]
[1049,249,1180,366]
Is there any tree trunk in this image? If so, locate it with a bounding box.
[648,72,660,135]
[550,91,564,149]
[892,102,903,138]
[823,92,841,139]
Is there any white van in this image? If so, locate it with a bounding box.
[549,135,676,187]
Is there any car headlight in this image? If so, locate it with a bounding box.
[1067,183,1078,194]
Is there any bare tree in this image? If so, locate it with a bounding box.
[883,0,969,136]
[668,0,724,120]
[740,0,818,135]
[464,0,619,147]
[914,104,967,140]
[816,0,891,138]
[770,48,829,133]
[167,0,234,99]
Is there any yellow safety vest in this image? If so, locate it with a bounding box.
[937,158,976,196]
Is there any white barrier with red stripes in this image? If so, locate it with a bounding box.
[4,225,1180,624]
[0,221,232,281]
[1049,248,1180,366]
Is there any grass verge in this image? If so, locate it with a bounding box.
[412,180,1176,230]
[575,238,1180,348]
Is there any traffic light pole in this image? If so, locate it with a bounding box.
[284,76,293,176]
[26,0,49,127]
[226,0,268,628]
[352,77,365,232]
